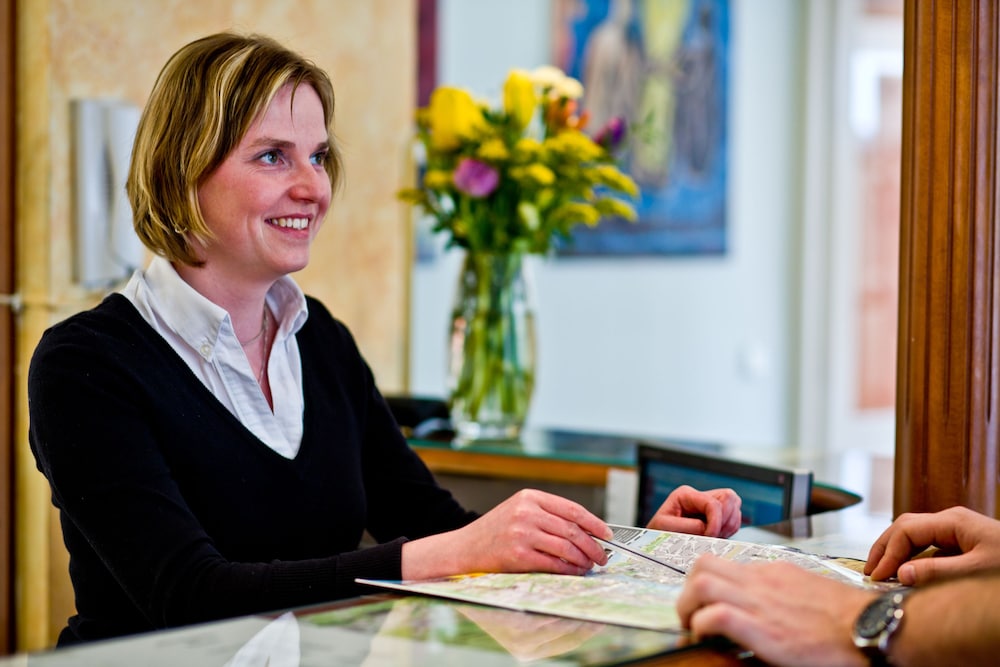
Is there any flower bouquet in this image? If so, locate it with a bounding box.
[399,66,639,441]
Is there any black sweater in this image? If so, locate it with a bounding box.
[28,294,477,644]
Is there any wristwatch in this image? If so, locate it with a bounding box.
[852,588,914,665]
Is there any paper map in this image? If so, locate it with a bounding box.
[358,524,896,632]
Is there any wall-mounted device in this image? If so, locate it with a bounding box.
[72,98,145,288]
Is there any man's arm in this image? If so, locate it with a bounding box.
[677,554,1000,667]
[888,572,1000,667]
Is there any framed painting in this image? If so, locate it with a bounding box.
[553,0,729,256]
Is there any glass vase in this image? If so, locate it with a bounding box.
[447,251,536,444]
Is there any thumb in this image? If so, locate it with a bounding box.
[898,553,970,585]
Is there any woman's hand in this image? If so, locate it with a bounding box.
[865,505,1000,584]
[646,485,742,537]
[402,489,612,580]
[677,554,874,667]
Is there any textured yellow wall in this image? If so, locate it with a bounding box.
[15,0,414,649]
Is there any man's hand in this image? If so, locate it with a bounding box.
[677,554,873,667]
[865,506,1000,584]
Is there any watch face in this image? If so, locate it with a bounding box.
[854,589,911,647]
[856,597,898,637]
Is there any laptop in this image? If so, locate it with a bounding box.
[636,441,813,527]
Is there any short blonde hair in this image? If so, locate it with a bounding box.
[127,32,344,266]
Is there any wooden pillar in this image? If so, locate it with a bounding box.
[895,0,1000,516]
[0,0,14,655]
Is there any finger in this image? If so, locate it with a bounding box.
[676,567,719,623]
[568,531,610,566]
[514,548,591,575]
[649,514,709,535]
[863,539,888,576]
[531,529,602,570]
[686,601,762,650]
[700,498,723,537]
[672,485,711,514]
[676,556,749,622]
[552,514,611,565]
[527,506,609,567]
[866,515,962,580]
[719,509,742,538]
[703,491,742,538]
[668,486,716,527]
[898,552,977,585]
[864,515,928,579]
[534,491,612,541]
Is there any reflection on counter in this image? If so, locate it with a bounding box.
[304,595,686,666]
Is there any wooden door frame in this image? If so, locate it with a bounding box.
[895,0,1000,516]
[1,0,16,654]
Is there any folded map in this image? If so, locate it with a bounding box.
[357,524,898,632]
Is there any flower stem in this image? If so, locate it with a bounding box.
[448,251,536,440]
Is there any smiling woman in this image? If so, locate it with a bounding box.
[23,30,738,647]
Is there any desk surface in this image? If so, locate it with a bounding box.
[1,431,892,666]
[0,503,893,667]
[410,428,883,517]
[0,594,748,666]
[410,428,877,481]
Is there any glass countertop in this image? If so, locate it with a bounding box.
[408,427,730,467]
[408,427,876,515]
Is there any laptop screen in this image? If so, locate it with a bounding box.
[636,443,813,527]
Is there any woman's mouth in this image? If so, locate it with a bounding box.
[267,217,309,230]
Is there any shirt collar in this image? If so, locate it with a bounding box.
[142,256,309,352]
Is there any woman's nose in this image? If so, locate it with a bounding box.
[289,162,330,201]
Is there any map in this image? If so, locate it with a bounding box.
[357,525,898,632]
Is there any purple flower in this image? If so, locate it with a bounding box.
[453,158,499,198]
[594,117,627,152]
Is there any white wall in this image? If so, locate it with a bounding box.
[411,0,805,447]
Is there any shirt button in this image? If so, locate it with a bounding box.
[199,343,211,357]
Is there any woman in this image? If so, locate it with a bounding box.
[28,32,740,645]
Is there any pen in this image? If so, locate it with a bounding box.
[592,535,687,576]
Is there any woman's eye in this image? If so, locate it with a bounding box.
[259,150,280,165]
[311,150,328,166]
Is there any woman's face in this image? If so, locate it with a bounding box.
[195,82,332,287]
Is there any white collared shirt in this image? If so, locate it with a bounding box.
[121,256,309,458]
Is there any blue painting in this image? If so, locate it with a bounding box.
[555,0,729,256]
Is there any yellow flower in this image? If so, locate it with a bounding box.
[423,169,453,190]
[518,202,540,230]
[545,131,604,161]
[595,165,640,197]
[477,138,509,161]
[512,137,542,162]
[596,197,638,221]
[427,86,486,151]
[521,163,556,186]
[503,69,536,131]
[400,65,640,255]
[554,202,602,227]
